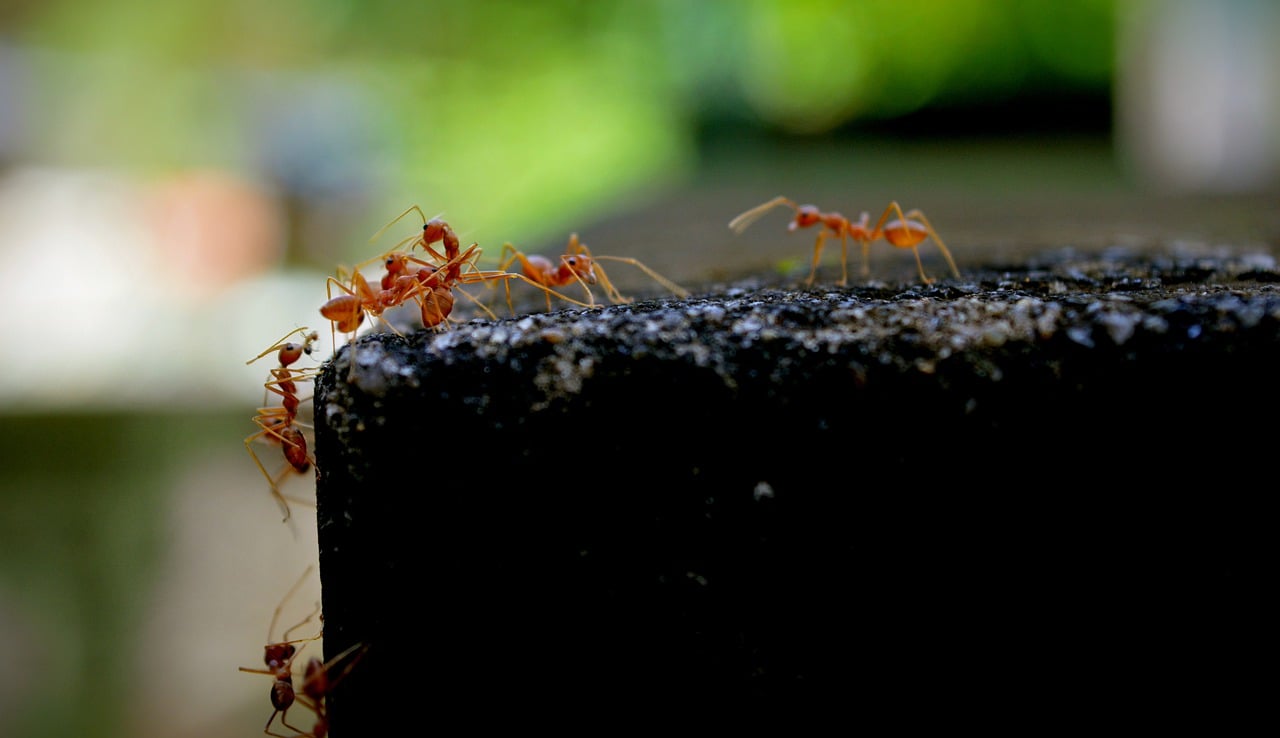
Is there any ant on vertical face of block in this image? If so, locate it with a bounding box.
[239,566,324,738]
[728,196,961,286]
[288,640,371,738]
[244,327,320,522]
[497,232,689,313]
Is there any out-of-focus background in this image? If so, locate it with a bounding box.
[0,1,1277,736]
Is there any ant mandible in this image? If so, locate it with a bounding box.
[244,327,319,522]
[728,196,961,286]
[497,232,690,313]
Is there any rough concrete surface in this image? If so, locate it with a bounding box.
[313,245,1275,728]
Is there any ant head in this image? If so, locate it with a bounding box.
[561,254,597,284]
[415,265,441,287]
[422,218,451,244]
[790,205,821,230]
[264,642,297,669]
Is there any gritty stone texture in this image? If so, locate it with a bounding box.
[313,246,1275,729]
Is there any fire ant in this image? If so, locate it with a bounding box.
[319,241,515,380]
[323,207,595,374]
[244,327,319,522]
[320,207,482,380]
[497,232,690,312]
[239,566,324,738]
[394,240,594,326]
[287,640,371,738]
[367,204,463,265]
[371,205,599,312]
[728,196,960,286]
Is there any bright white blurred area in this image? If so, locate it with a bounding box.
[1117,0,1280,193]
[0,164,337,411]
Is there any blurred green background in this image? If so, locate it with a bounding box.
[1,1,1278,736]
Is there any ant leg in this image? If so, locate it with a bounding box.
[246,326,314,365]
[806,231,830,286]
[500,245,564,311]
[496,243,524,314]
[870,202,959,284]
[243,437,295,522]
[289,642,371,738]
[727,195,798,233]
[901,207,961,279]
[261,372,318,405]
[591,256,690,302]
[324,271,383,382]
[836,233,849,287]
[506,274,594,311]
[877,201,934,283]
[367,204,427,247]
[557,256,599,308]
[581,260,627,304]
[321,275,362,369]
[452,285,499,321]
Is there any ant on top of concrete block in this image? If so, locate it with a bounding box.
[729,195,960,286]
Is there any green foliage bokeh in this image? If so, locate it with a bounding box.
[8,0,1115,262]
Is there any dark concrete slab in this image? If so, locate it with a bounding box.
[313,245,1276,729]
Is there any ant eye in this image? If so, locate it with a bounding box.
[566,258,577,266]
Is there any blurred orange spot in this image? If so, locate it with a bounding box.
[147,170,285,301]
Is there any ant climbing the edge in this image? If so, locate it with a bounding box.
[238,567,370,738]
[728,196,960,286]
[287,639,371,738]
[239,566,324,738]
[497,232,689,312]
[244,327,319,522]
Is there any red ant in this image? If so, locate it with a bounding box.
[372,205,606,312]
[287,640,371,738]
[728,196,960,286]
[497,232,689,312]
[381,239,587,328]
[244,327,319,522]
[239,566,324,738]
[319,241,514,380]
[319,207,478,380]
[328,204,593,331]
[366,204,462,265]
